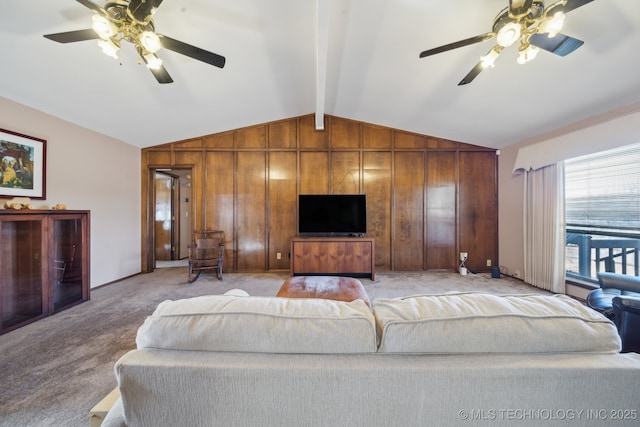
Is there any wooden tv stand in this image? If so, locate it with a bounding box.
[290,237,375,280]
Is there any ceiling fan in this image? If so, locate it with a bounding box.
[419,0,595,86]
[43,0,226,84]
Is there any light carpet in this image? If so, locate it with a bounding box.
[0,268,549,427]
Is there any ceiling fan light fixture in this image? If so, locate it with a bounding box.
[480,47,502,68]
[517,44,540,64]
[91,14,117,40]
[496,22,522,47]
[539,11,566,38]
[97,38,120,59]
[143,53,163,70]
[140,31,162,53]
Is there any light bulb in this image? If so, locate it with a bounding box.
[97,39,119,59]
[140,31,162,53]
[496,22,522,47]
[540,11,565,38]
[517,45,539,64]
[91,15,116,40]
[144,53,163,70]
[481,48,501,68]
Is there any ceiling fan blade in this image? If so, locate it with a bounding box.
[127,0,164,23]
[149,64,174,84]
[458,62,485,86]
[552,0,595,14]
[530,32,584,56]
[158,35,226,68]
[75,0,107,15]
[419,33,494,58]
[43,29,99,43]
[508,0,535,17]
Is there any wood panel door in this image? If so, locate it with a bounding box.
[425,152,457,269]
[205,152,235,268]
[363,152,392,269]
[459,151,498,272]
[393,151,425,270]
[154,172,173,261]
[236,152,267,270]
[268,152,297,270]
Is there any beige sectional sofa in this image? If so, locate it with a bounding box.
[102,290,640,427]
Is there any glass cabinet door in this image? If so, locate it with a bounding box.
[1,219,44,329]
[52,218,84,311]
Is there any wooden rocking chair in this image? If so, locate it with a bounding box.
[187,230,224,283]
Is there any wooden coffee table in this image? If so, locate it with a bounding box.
[277,276,371,309]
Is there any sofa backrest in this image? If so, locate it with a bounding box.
[373,292,621,354]
[136,290,377,353]
[136,290,621,356]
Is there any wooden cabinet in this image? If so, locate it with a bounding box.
[290,237,375,279]
[0,210,90,334]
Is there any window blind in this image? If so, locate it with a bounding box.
[565,143,640,230]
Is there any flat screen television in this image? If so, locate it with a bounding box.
[298,194,366,235]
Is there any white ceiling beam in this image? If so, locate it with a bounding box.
[315,0,329,130]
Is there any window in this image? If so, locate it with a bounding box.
[564,142,640,281]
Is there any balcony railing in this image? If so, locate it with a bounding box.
[566,225,640,282]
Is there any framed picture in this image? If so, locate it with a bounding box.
[0,128,46,199]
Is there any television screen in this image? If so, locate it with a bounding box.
[298,194,366,235]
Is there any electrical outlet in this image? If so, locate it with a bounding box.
[514,270,520,278]
[460,252,468,261]
[486,259,491,267]
[276,252,282,260]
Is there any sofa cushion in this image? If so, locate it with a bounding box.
[373,292,621,354]
[136,291,377,353]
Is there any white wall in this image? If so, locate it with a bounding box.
[497,145,525,279]
[0,96,140,288]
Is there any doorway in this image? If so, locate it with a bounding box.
[153,169,192,266]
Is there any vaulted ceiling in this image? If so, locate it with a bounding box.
[1,0,639,149]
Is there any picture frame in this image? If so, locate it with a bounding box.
[0,128,46,199]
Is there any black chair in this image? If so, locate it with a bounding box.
[187,230,224,283]
[586,272,640,319]
[612,296,640,353]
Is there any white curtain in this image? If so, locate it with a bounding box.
[523,162,566,293]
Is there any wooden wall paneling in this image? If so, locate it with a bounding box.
[236,152,267,270]
[330,151,360,194]
[174,151,204,232]
[426,137,458,150]
[236,125,267,149]
[394,131,425,149]
[269,118,297,149]
[425,151,457,269]
[268,152,298,270]
[363,152,392,269]
[141,114,499,275]
[458,151,498,272]
[205,152,235,269]
[299,152,329,194]
[299,115,328,149]
[393,151,425,270]
[204,132,234,149]
[146,150,171,165]
[363,125,392,149]
[330,117,361,149]
[173,138,203,149]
